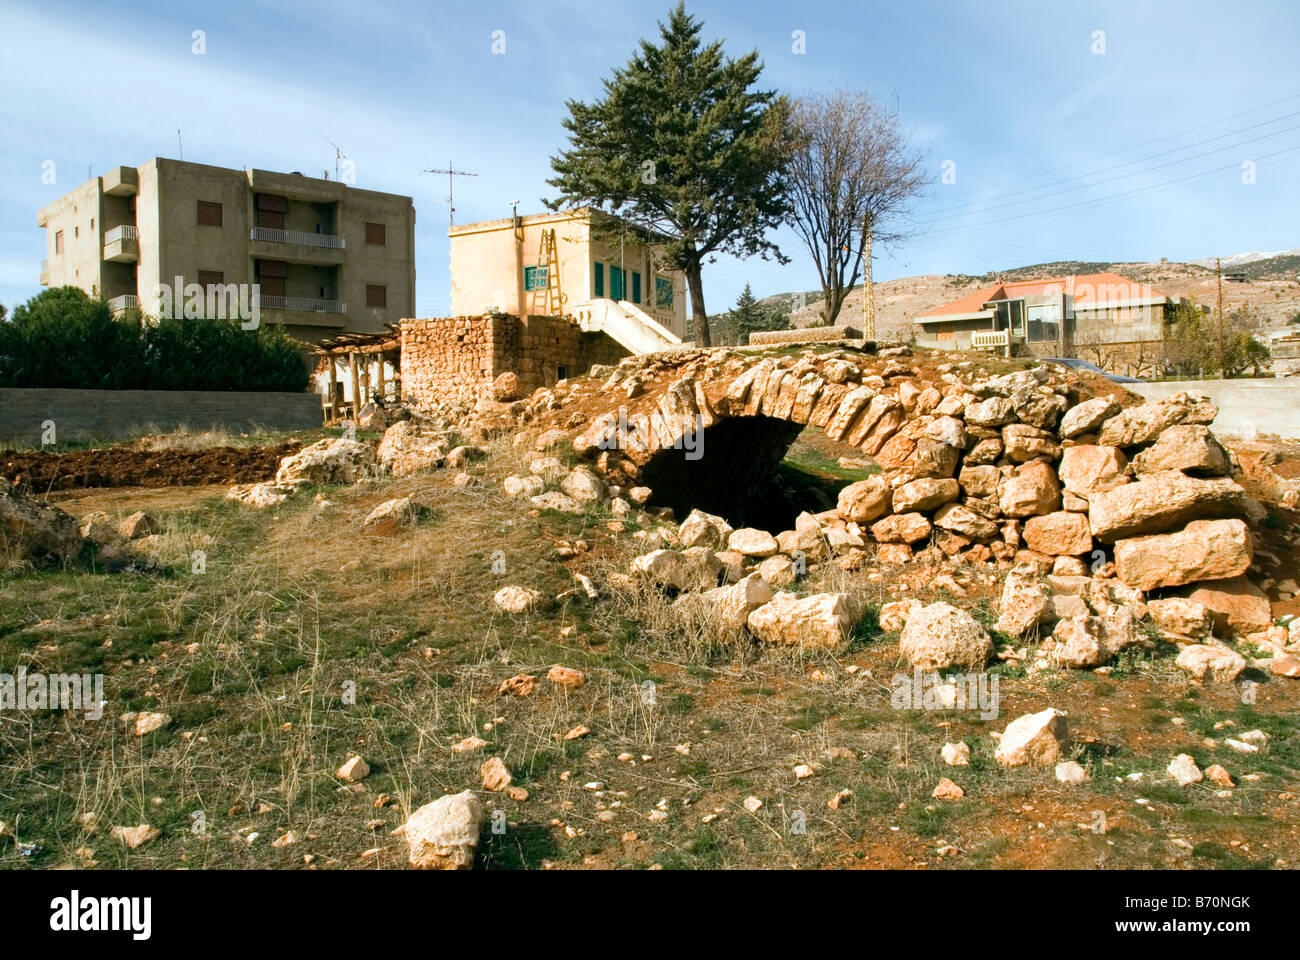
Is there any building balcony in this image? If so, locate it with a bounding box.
[249,226,347,265]
[102,166,138,197]
[103,224,138,263]
[256,294,346,313]
[255,294,348,328]
[108,294,139,315]
[250,226,346,250]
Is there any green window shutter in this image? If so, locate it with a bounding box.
[593,262,604,297]
[631,271,641,304]
[524,265,537,291]
[611,266,624,301]
[655,277,673,307]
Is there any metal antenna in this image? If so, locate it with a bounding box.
[324,136,348,181]
[422,163,478,226]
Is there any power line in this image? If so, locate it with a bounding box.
[929,91,1300,200]
[920,111,1300,219]
[915,124,1300,226]
[923,143,1300,236]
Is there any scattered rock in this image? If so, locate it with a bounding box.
[480,757,512,791]
[493,585,551,614]
[337,755,370,783]
[547,666,586,688]
[402,791,483,870]
[1175,644,1248,682]
[1167,754,1203,787]
[941,741,971,766]
[363,496,430,528]
[0,479,83,565]
[995,708,1069,766]
[111,824,159,850]
[1055,760,1089,784]
[746,592,863,649]
[932,778,964,800]
[899,602,994,670]
[133,712,170,736]
[119,511,159,540]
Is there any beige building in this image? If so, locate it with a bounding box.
[448,208,688,353]
[37,158,416,344]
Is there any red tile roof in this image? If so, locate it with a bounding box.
[918,272,1168,319]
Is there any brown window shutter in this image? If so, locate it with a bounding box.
[197,201,223,226]
[366,284,387,308]
[365,222,386,245]
[197,270,224,287]
[257,208,286,229]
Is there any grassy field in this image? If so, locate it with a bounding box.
[1,426,1297,870]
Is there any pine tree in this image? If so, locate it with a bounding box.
[546,3,789,347]
[729,284,765,344]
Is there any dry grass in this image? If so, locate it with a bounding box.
[0,426,1296,871]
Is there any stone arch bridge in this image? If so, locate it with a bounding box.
[518,343,1247,579]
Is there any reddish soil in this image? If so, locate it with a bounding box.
[0,443,300,492]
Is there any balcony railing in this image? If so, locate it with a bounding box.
[256,294,346,314]
[249,226,346,249]
[971,330,1011,349]
[108,294,139,314]
[104,224,138,244]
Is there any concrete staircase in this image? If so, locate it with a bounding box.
[572,299,685,355]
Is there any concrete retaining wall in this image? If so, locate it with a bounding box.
[1128,378,1300,440]
[0,388,322,446]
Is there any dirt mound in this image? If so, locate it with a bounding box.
[0,443,302,492]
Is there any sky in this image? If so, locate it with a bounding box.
[2,0,1297,317]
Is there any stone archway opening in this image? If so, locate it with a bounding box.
[638,416,850,531]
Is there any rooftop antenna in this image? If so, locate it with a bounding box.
[422,162,478,226]
[177,129,183,161]
[324,136,348,181]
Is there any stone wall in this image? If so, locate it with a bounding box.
[399,316,514,407]
[749,325,862,346]
[399,314,628,408]
[0,389,321,446]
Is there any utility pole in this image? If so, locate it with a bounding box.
[1216,256,1225,378]
[422,163,478,227]
[861,222,875,341]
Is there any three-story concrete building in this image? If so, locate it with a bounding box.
[37,158,416,343]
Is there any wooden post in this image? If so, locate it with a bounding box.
[377,353,387,400]
[349,352,360,421]
[327,355,338,420]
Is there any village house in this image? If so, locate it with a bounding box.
[448,208,688,353]
[915,272,1170,375]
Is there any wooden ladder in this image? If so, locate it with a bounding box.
[530,228,562,316]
